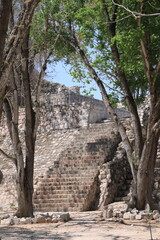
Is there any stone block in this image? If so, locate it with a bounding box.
[123,212,130,220]
[153,212,160,220]
[52,217,59,223]
[58,213,70,222]
[1,218,14,225]
[130,214,136,220]
[136,214,142,220]
[35,215,46,223]
[0,214,10,220]
[46,217,53,223]
[13,217,20,225]
[19,217,27,224]
[107,209,113,218]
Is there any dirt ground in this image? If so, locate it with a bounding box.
[0,211,160,240]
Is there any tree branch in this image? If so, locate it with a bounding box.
[101,0,143,158]
[0,148,17,166]
[112,0,160,18]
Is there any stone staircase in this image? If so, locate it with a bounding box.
[33,121,120,212]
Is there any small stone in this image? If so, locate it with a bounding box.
[52,217,58,223]
[153,213,160,220]
[35,215,46,223]
[46,217,52,223]
[136,214,142,220]
[25,217,33,224]
[130,214,135,220]
[0,214,10,220]
[20,217,27,224]
[58,213,70,222]
[13,216,20,225]
[1,218,14,225]
[123,212,130,220]
[102,209,107,218]
[131,208,139,214]
[153,210,159,215]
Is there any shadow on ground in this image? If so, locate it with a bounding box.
[0,226,70,240]
[0,212,160,240]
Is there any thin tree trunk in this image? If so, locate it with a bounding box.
[0,0,12,73]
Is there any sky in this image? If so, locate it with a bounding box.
[45,61,102,100]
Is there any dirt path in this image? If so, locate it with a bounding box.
[0,211,160,240]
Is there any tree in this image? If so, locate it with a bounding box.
[0,0,41,217]
[33,0,160,210]
[0,0,12,117]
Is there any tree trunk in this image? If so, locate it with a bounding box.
[136,117,160,210]
[15,30,35,217]
[0,0,12,73]
[16,169,34,217]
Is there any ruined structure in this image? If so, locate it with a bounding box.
[0,80,159,211]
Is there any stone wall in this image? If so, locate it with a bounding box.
[1,81,159,212]
[98,147,132,209]
[38,80,130,131]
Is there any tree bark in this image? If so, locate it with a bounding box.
[0,0,12,73]
[16,31,35,218]
[0,0,40,121]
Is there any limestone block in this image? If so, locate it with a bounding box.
[153,211,160,220]
[130,214,136,220]
[123,212,130,220]
[35,215,46,223]
[107,209,113,218]
[0,214,10,220]
[45,217,53,223]
[131,208,139,214]
[1,218,14,225]
[51,216,59,223]
[57,213,70,222]
[136,214,142,220]
[13,216,20,225]
[19,217,28,224]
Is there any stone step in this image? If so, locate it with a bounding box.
[34,206,82,212]
[39,176,95,183]
[34,196,85,204]
[34,188,89,195]
[34,193,86,200]
[34,185,91,195]
[34,202,82,210]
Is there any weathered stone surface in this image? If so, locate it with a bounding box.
[130,214,136,220]
[13,216,20,225]
[51,217,59,223]
[0,214,10,220]
[1,218,14,225]
[123,212,130,220]
[107,202,128,212]
[57,213,70,222]
[153,211,160,220]
[99,146,132,209]
[35,215,46,223]
[135,213,142,220]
